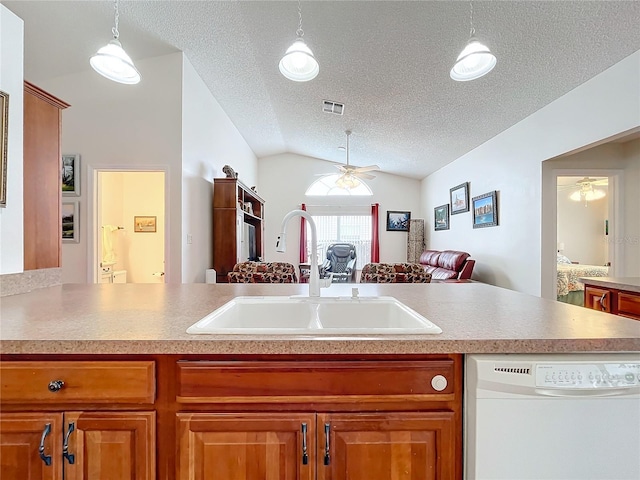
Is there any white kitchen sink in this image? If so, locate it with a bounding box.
[186,296,442,335]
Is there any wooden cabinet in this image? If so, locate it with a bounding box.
[175,357,462,480]
[177,413,315,480]
[0,361,156,480]
[584,283,640,320]
[212,178,265,282]
[176,411,455,480]
[23,82,70,270]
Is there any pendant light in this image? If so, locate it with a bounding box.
[90,0,141,85]
[279,0,319,82]
[450,1,496,82]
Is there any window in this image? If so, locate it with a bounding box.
[307,214,371,267]
[305,174,373,196]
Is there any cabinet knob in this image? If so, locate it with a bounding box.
[431,374,448,391]
[48,380,65,392]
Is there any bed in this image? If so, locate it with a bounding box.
[556,255,609,305]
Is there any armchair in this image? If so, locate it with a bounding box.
[320,243,357,283]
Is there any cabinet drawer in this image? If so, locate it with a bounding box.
[0,361,155,404]
[177,360,456,405]
[617,292,640,320]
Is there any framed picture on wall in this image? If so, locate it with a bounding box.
[62,154,80,196]
[434,204,450,231]
[62,201,79,243]
[449,182,469,214]
[134,216,157,233]
[472,191,499,228]
[386,211,411,231]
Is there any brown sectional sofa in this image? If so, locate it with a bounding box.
[419,250,475,280]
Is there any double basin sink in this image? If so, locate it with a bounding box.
[187,295,442,335]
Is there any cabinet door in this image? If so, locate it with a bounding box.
[317,412,457,480]
[617,291,640,320]
[64,411,155,480]
[176,413,315,480]
[0,412,64,480]
[584,286,612,312]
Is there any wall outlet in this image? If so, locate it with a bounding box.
[187,234,193,245]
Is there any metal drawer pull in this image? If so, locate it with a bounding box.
[323,423,331,466]
[48,380,65,392]
[599,293,607,310]
[38,423,52,466]
[63,422,75,464]
[301,423,308,465]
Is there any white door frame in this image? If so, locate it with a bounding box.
[87,165,170,284]
[542,167,623,300]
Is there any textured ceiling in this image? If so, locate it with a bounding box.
[5,1,640,179]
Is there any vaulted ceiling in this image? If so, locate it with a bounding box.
[5,1,640,179]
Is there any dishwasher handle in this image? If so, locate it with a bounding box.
[534,387,640,398]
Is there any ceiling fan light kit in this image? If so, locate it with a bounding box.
[569,177,607,206]
[90,0,141,85]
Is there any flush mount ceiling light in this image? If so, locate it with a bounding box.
[279,0,319,82]
[90,0,141,85]
[450,1,496,82]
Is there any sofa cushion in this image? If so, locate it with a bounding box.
[360,263,432,283]
[437,250,470,271]
[419,250,441,267]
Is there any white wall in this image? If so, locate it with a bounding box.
[41,53,183,284]
[181,57,257,283]
[557,183,607,266]
[258,153,422,267]
[422,51,640,297]
[0,6,24,274]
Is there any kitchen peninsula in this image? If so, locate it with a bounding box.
[1,282,639,480]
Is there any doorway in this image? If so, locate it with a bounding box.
[94,170,166,284]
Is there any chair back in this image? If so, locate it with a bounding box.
[228,261,298,283]
[359,263,432,283]
[321,243,357,282]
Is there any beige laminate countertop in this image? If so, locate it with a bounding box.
[579,277,640,294]
[1,282,639,355]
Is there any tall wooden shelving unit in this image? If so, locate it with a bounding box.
[212,178,265,283]
[23,81,70,270]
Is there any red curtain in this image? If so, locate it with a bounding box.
[299,203,308,263]
[371,203,380,262]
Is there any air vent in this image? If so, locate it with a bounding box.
[494,366,531,375]
[322,100,344,115]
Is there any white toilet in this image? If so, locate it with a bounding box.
[113,270,127,283]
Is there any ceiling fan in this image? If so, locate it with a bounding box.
[558,177,608,204]
[331,130,379,189]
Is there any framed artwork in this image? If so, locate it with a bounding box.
[0,90,8,208]
[62,154,80,196]
[386,210,411,232]
[62,201,79,243]
[472,191,499,228]
[134,216,157,233]
[434,204,450,231]
[449,182,469,214]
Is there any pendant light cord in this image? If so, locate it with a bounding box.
[296,0,304,38]
[112,0,120,40]
[469,0,476,37]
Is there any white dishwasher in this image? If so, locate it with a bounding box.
[465,353,640,480]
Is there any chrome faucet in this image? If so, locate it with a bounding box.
[276,209,326,297]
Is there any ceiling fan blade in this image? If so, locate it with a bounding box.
[335,165,348,172]
[356,172,376,180]
[353,165,380,173]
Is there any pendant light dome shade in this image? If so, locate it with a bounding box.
[450,38,496,81]
[279,38,319,82]
[90,39,141,84]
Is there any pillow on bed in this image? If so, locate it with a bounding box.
[557,254,572,264]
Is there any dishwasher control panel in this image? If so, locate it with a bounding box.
[536,363,640,389]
